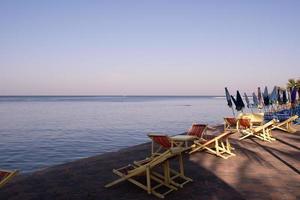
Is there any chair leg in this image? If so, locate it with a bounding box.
[145,168,151,194]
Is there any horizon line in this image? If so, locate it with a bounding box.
[0,94,226,97]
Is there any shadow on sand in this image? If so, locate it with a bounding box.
[1,128,299,200]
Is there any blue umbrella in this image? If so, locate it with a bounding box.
[282,90,287,104]
[258,87,263,107]
[231,90,245,112]
[287,90,291,103]
[278,89,282,105]
[270,86,277,104]
[252,92,259,108]
[244,93,250,108]
[291,87,297,104]
[225,87,235,116]
[263,86,270,106]
[244,92,253,112]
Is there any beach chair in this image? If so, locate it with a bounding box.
[105,135,192,198]
[271,115,299,133]
[238,113,264,127]
[189,131,235,159]
[187,124,208,138]
[144,134,192,188]
[105,149,182,198]
[224,117,238,131]
[147,133,174,155]
[166,124,210,148]
[239,119,276,142]
[0,169,18,188]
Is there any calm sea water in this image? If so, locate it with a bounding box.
[0,96,232,173]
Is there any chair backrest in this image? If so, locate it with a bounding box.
[187,124,207,138]
[239,113,264,123]
[0,170,18,187]
[224,117,237,126]
[0,171,10,182]
[238,118,251,129]
[148,134,172,149]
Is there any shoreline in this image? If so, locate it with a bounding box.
[1,126,299,200]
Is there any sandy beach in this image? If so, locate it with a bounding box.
[0,126,299,200]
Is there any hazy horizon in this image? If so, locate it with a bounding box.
[1,1,300,96]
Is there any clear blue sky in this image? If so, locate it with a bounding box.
[1,0,299,95]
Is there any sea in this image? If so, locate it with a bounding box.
[0,96,234,173]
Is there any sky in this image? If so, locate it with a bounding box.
[0,0,299,95]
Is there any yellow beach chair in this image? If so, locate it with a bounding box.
[105,134,192,199]
[239,119,276,142]
[0,169,18,188]
[189,131,235,159]
[105,149,182,198]
[271,115,299,133]
[142,134,192,188]
[238,113,264,126]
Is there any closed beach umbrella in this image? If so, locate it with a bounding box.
[282,90,287,104]
[258,87,263,106]
[225,87,232,108]
[225,87,235,116]
[277,89,282,104]
[291,87,297,104]
[231,90,245,111]
[270,86,277,104]
[237,90,245,110]
[244,93,250,108]
[287,90,291,103]
[252,92,259,107]
[244,92,253,112]
[263,86,270,106]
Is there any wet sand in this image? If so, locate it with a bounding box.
[0,126,299,200]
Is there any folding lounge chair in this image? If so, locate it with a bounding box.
[224,117,238,131]
[271,115,299,133]
[238,113,264,127]
[0,169,18,188]
[187,124,208,138]
[187,123,219,141]
[239,118,276,142]
[105,135,192,198]
[105,149,181,198]
[165,124,211,148]
[141,134,192,187]
[189,131,235,159]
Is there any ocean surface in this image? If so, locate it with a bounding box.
[0,96,233,173]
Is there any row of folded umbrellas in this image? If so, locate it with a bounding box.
[225,86,300,114]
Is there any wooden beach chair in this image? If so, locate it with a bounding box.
[271,115,299,133]
[189,131,235,159]
[0,169,18,188]
[143,134,192,188]
[239,119,276,142]
[148,133,174,155]
[224,117,238,131]
[105,135,192,198]
[238,113,264,127]
[166,124,210,148]
[187,124,208,138]
[105,148,191,198]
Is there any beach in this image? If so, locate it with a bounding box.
[1,126,299,200]
[1,1,300,199]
